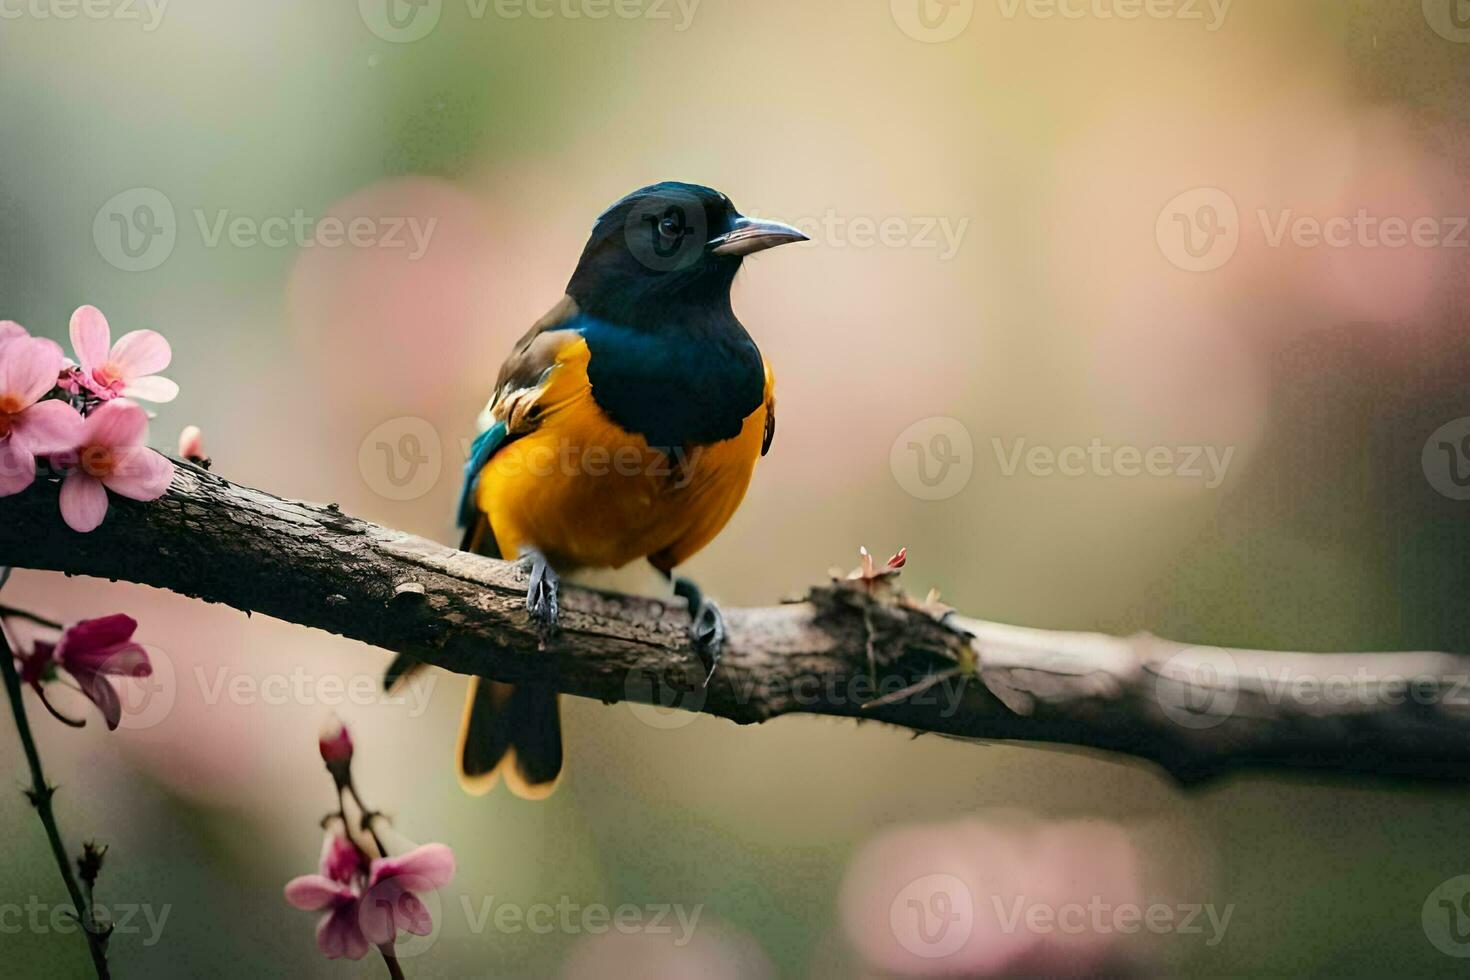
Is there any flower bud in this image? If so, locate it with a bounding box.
[179,425,209,466]
[319,716,354,787]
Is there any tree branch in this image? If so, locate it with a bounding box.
[1,462,1469,786]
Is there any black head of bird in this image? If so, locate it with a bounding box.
[566,181,808,330]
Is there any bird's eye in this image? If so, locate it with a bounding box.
[658,215,681,239]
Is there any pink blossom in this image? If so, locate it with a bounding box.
[52,614,152,730]
[0,321,27,347]
[69,305,178,403]
[286,836,455,961]
[0,336,85,497]
[58,399,174,533]
[178,424,204,461]
[360,844,457,944]
[285,834,373,961]
[319,716,354,765]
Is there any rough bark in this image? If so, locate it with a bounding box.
[2,461,1469,786]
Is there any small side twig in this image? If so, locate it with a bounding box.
[0,573,111,979]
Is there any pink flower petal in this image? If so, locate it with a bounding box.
[285,875,355,912]
[103,447,174,501]
[0,321,26,345]
[9,399,84,456]
[59,470,109,532]
[69,306,111,375]
[82,399,148,449]
[394,892,434,936]
[356,886,398,946]
[0,337,63,408]
[120,375,178,403]
[369,843,456,891]
[57,613,138,657]
[71,668,122,730]
[109,329,172,378]
[0,440,36,496]
[317,905,371,961]
[319,834,365,885]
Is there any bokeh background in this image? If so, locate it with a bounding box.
[3,0,1470,976]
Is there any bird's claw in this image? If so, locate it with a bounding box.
[674,576,723,686]
[691,600,725,686]
[523,550,560,641]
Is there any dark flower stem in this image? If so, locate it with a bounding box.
[379,945,406,980]
[0,603,63,630]
[332,782,404,979]
[0,580,111,978]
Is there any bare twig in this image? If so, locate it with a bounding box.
[1,464,1469,785]
[0,576,111,979]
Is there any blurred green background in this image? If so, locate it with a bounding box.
[3,0,1470,976]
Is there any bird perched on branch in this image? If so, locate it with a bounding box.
[388,182,805,798]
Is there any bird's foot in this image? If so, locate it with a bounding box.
[522,549,560,642]
[674,577,724,686]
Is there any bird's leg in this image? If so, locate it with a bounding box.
[520,547,560,641]
[674,576,724,686]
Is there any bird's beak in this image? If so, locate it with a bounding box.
[708,216,809,256]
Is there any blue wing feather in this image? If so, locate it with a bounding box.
[457,420,507,530]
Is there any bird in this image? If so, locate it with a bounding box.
[387,182,806,799]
